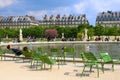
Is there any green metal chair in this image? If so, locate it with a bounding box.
[22,51,32,59]
[0,47,4,60]
[40,55,56,70]
[80,52,87,61]
[3,48,18,61]
[80,52,99,77]
[63,47,76,64]
[22,50,42,69]
[30,48,54,70]
[22,50,33,64]
[99,52,114,73]
[51,48,62,69]
[51,48,59,59]
[30,50,42,69]
[37,47,44,55]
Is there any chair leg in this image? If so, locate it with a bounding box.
[58,59,60,69]
[63,55,65,64]
[30,59,33,68]
[82,65,86,76]
[90,65,93,72]
[50,64,52,71]
[0,55,2,61]
[96,64,99,78]
[101,63,104,73]
[35,60,38,70]
[112,63,114,72]
[73,55,75,64]
[41,62,43,69]
[44,63,46,69]
[4,55,6,60]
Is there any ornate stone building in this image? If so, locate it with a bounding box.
[96,11,120,27]
[0,15,38,28]
[39,14,89,27]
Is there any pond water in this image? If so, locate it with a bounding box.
[1,41,120,59]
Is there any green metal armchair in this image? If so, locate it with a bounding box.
[99,52,114,73]
[63,47,76,64]
[80,52,99,77]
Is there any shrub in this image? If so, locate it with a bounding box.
[45,29,58,41]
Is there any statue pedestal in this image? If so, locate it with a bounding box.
[83,28,88,41]
[19,29,23,41]
[19,34,23,41]
[62,33,64,39]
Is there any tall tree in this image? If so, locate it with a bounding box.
[94,24,104,36]
[87,28,95,40]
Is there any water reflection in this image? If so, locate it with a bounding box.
[1,42,120,59]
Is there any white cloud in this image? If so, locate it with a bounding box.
[27,10,48,19]
[27,7,70,19]
[74,1,88,13]
[0,0,16,8]
[73,0,120,25]
[26,0,120,25]
[73,0,120,13]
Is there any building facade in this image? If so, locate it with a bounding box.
[0,15,38,28]
[96,11,120,27]
[39,14,89,27]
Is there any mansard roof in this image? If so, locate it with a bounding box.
[96,11,120,21]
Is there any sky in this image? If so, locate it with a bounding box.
[0,0,120,25]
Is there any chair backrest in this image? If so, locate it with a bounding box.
[84,52,97,61]
[99,52,113,62]
[31,50,41,58]
[5,48,12,53]
[51,48,59,53]
[23,50,33,58]
[64,47,74,53]
[36,47,44,55]
[50,48,60,57]
[38,47,43,52]
[80,52,87,61]
[40,55,55,64]
[0,47,2,53]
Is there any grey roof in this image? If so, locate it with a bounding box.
[96,11,120,21]
[41,14,88,22]
[0,16,35,23]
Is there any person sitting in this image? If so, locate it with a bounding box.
[7,45,22,56]
[23,46,32,58]
[23,46,31,52]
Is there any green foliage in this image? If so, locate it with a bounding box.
[87,28,94,37]
[110,26,119,36]
[77,32,83,40]
[0,28,19,38]
[95,25,104,36]
[0,24,119,40]
[104,27,111,36]
[55,27,64,37]
[78,24,89,32]
[63,26,78,38]
[22,26,45,38]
